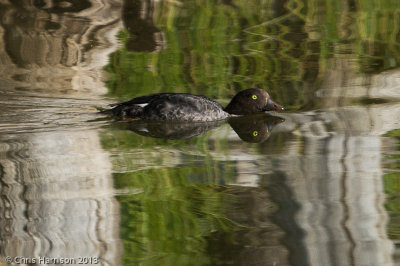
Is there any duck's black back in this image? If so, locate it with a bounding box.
[109,93,229,121]
[141,93,228,121]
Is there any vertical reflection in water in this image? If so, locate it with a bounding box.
[122,0,165,52]
[0,0,124,264]
[274,102,398,266]
[267,172,309,266]
[209,103,399,265]
[0,131,120,264]
[207,185,293,266]
[0,0,122,96]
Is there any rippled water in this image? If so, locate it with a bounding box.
[1,1,400,266]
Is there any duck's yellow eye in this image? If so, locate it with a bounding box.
[252,95,258,100]
[253,131,258,136]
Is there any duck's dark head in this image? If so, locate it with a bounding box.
[224,88,285,115]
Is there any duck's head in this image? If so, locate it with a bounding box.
[224,88,285,115]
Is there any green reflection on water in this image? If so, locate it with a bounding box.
[384,129,400,240]
[105,0,307,110]
[102,128,238,265]
[115,172,233,265]
[102,0,400,264]
[106,0,400,112]
[384,172,400,239]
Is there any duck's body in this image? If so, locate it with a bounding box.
[107,93,228,121]
[103,88,284,121]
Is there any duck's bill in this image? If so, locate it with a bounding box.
[264,98,285,111]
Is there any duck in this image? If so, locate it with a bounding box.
[102,88,285,122]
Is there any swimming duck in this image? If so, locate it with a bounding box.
[102,88,285,121]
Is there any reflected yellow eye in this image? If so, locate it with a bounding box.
[252,95,258,100]
[253,131,258,136]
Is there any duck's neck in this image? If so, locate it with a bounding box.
[224,99,241,115]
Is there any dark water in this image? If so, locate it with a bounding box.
[1,1,400,265]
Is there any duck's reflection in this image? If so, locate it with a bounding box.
[228,114,285,143]
[113,114,284,142]
[115,119,225,140]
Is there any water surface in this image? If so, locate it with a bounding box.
[1,1,400,265]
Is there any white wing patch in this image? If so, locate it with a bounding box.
[136,126,149,133]
[136,103,149,107]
